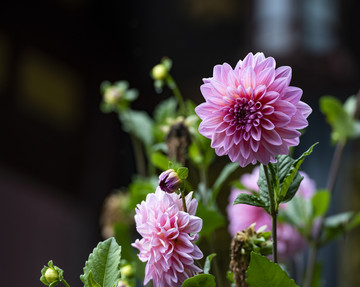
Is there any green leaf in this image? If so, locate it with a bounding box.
[233,193,266,208]
[151,152,169,171]
[246,252,298,287]
[279,143,317,202]
[321,211,360,245]
[212,162,239,201]
[204,253,216,274]
[319,95,356,142]
[119,109,154,146]
[182,274,216,287]
[196,202,225,239]
[80,237,122,287]
[177,167,189,180]
[312,190,331,218]
[257,165,271,208]
[88,271,101,287]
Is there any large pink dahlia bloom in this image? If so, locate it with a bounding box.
[195,52,312,167]
[132,187,203,287]
[227,166,316,260]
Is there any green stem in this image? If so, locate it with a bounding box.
[263,164,278,263]
[165,74,185,115]
[62,279,71,287]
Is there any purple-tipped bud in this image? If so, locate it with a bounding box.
[158,169,181,193]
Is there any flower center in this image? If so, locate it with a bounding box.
[227,98,262,128]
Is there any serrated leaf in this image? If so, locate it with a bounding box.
[182,274,216,287]
[279,143,317,203]
[204,253,216,274]
[246,252,298,287]
[312,190,330,218]
[233,193,266,208]
[212,162,239,201]
[80,237,122,287]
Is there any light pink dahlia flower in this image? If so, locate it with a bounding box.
[132,187,203,287]
[227,167,316,260]
[195,52,312,167]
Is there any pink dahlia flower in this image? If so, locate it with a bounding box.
[227,167,316,260]
[132,187,203,287]
[195,52,312,167]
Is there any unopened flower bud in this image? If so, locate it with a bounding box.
[159,169,181,193]
[152,64,167,80]
[44,268,59,284]
[104,87,122,105]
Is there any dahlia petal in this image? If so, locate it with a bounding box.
[276,127,301,139]
[282,86,302,104]
[211,132,225,148]
[275,100,297,116]
[288,112,309,129]
[213,64,223,81]
[271,111,291,126]
[240,140,251,159]
[256,67,275,87]
[275,66,292,86]
[251,126,261,141]
[297,101,312,118]
[242,52,254,68]
[226,86,239,100]
[262,129,283,146]
[253,52,266,65]
[211,79,227,95]
[254,84,267,101]
[240,66,256,89]
[250,138,260,152]
[261,118,275,130]
[228,145,241,162]
[259,91,280,105]
[185,215,202,233]
[261,105,275,115]
[224,132,235,150]
[254,57,276,74]
[227,69,239,87]
[226,124,237,136]
[202,116,222,128]
[233,130,242,145]
[268,77,288,94]
[215,121,229,132]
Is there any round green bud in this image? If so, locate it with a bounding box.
[121,264,134,278]
[152,64,167,80]
[104,87,122,105]
[44,268,59,284]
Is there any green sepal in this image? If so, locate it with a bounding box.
[40,260,64,287]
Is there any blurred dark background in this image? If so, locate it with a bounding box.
[0,0,359,286]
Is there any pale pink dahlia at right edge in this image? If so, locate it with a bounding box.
[195,52,312,167]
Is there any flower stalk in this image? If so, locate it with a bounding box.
[263,164,278,263]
